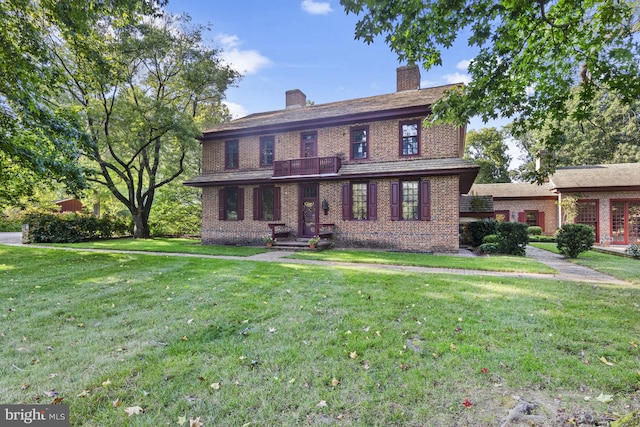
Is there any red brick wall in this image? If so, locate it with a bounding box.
[492,198,559,235]
[202,117,462,173]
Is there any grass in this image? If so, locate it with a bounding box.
[1,245,639,426]
[288,248,556,274]
[46,237,267,257]
[531,242,640,285]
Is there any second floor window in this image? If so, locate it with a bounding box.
[351,126,368,160]
[260,136,274,167]
[400,122,419,156]
[225,140,238,169]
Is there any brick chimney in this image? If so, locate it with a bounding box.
[396,65,421,91]
[286,89,306,109]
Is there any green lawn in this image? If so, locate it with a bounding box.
[531,242,640,284]
[1,245,638,426]
[47,237,267,257]
[288,248,556,274]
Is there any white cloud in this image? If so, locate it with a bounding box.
[215,33,271,75]
[301,0,333,15]
[223,101,249,119]
[443,72,471,85]
[456,59,471,71]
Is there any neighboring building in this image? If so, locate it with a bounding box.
[185,66,479,252]
[470,163,640,245]
[55,198,83,213]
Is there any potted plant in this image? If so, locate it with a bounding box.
[308,235,320,249]
[263,236,274,247]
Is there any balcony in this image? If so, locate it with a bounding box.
[273,156,342,177]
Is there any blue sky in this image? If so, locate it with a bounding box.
[164,1,512,141]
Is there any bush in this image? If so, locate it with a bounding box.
[24,212,131,243]
[467,221,498,247]
[556,224,595,258]
[495,222,529,256]
[482,234,499,244]
[528,235,556,243]
[527,226,542,236]
[479,243,499,254]
[625,244,640,259]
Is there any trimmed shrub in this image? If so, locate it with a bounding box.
[482,234,499,244]
[24,212,131,243]
[625,244,640,259]
[528,235,556,243]
[556,224,595,258]
[527,226,542,236]
[479,243,499,254]
[467,220,498,247]
[495,222,529,256]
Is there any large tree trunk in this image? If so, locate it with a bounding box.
[132,210,151,238]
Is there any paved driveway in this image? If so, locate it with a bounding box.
[0,232,21,245]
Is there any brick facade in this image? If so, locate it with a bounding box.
[492,199,559,235]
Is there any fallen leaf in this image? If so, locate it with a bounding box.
[76,390,90,398]
[181,336,188,341]
[462,398,473,408]
[596,393,613,403]
[268,327,276,333]
[187,319,194,324]
[190,417,204,427]
[52,397,64,404]
[124,406,144,416]
[400,363,409,371]
[210,382,220,390]
[112,398,121,407]
[481,367,489,374]
[43,390,58,397]
[177,415,187,426]
[317,400,328,408]
[599,356,614,366]
[101,379,111,387]
[331,378,340,387]
[450,343,457,352]
[20,383,30,391]
[349,351,358,359]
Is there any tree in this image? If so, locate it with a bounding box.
[341,0,640,181]
[0,0,164,207]
[464,127,511,183]
[49,14,239,237]
[511,90,640,180]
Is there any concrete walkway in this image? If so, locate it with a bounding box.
[0,232,631,285]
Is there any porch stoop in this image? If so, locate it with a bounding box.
[269,238,331,251]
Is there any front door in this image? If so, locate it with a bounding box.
[301,132,317,158]
[299,184,318,237]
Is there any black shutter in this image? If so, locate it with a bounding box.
[273,187,281,221]
[253,188,260,220]
[237,188,245,221]
[218,188,225,220]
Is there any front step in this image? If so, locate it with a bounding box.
[270,238,331,251]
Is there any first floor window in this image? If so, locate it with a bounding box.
[253,186,281,220]
[518,210,544,230]
[494,210,510,222]
[342,182,377,221]
[391,180,431,221]
[219,187,244,221]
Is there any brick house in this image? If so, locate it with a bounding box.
[470,163,640,245]
[185,66,479,252]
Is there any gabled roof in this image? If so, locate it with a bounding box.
[549,163,640,191]
[201,84,461,140]
[470,182,556,199]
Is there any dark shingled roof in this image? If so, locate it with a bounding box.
[201,84,461,138]
[550,163,640,190]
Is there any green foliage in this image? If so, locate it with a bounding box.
[527,226,542,236]
[466,220,498,247]
[495,222,529,256]
[0,209,23,232]
[528,235,556,243]
[624,244,640,259]
[148,181,201,237]
[556,223,595,258]
[482,234,499,244]
[465,128,511,183]
[24,212,131,243]
[479,242,499,254]
[341,1,640,181]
